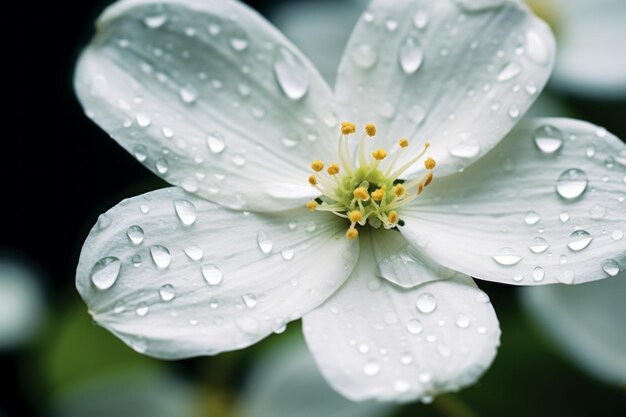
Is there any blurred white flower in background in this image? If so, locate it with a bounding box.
[522,273,626,386]
[0,257,45,349]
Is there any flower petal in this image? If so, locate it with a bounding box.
[75,0,337,211]
[522,274,626,385]
[551,0,626,98]
[371,229,456,288]
[302,231,500,402]
[401,118,626,285]
[335,0,554,178]
[76,187,358,359]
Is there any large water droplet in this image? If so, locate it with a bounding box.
[532,266,545,281]
[399,36,424,74]
[533,125,563,154]
[350,43,378,69]
[529,237,550,254]
[207,132,226,154]
[257,230,273,254]
[136,303,149,316]
[174,199,197,226]
[136,112,152,127]
[127,225,144,244]
[526,30,550,66]
[497,61,522,81]
[159,284,176,301]
[178,84,198,104]
[449,137,480,158]
[492,247,523,266]
[150,245,171,269]
[455,313,470,329]
[524,210,540,225]
[273,47,309,100]
[281,246,294,261]
[416,293,437,313]
[90,257,121,290]
[567,230,593,251]
[407,318,423,334]
[202,264,223,285]
[134,145,148,162]
[184,245,204,261]
[556,169,588,200]
[144,14,168,29]
[601,259,620,277]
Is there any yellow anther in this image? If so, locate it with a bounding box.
[393,184,406,197]
[327,163,340,176]
[371,188,385,201]
[348,210,362,223]
[341,122,356,135]
[424,157,436,170]
[424,142,431,148]
[388,211,399,224]
[399,138,409,148]
[306,200,318,211]
[424,171,434,186]
[372,148,387,161]
[346,228,359,240]
[418,184,424,194]
[308,175,318,186]
[311,160,324,172]
[365,124,377,137]
[353,187,369,200]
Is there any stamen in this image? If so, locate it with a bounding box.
[311,160,324,172]
[372,148,387,161]
[308,175,318,186]
[365,124,377,137]
[393,184,406,197]
[399,138,409,148]
[346,228,359,240]
[424,157,436,170]
[306,200,318,211]
[348,210,362,223]
[353,187,369,201]
[371,187,385,202]
[388,211,399,224]
[341,122,356,135]
[327,163,340,176]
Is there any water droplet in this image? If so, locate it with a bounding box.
[567,230,593,251]
[150,245,171,269]
[605,156,615,169]
[557,271,575,284]
[174,199,197,226]
[281,246,294,261]
[230,37,249,51]
[612,230,624,241]
[492,247,523,266]
[590,204,606,220]
[136,112,152,127]
[363,359,381,376]
[136,303,149,316]
[350,43,378,69]
[529,237,550,254]
[416,293,437,313]
[533,125,563,154]
[179,84,198,104]
[235,315,259,335]
[524,210,540,225]
[156,158,169,174]
[449,137,480,158]
[497,61,522,81]
[134,145,148,162]
[207,132,226,154]
[385,19,399,32]
[90,257,121,290]
[399,36,424,74]
[127,225,145,244]
[159,284,176,301]
[413,10,429,28]
[232,154,246,167]
[202,264,223,285]
[161,126,174,138]
[601,259,620,277]
[208,24,221,35]
[242,293,257,308]
[556,168,588,200]
[560,211,570,223]
[184,245,203,261]
[257,230,273,254]
[508,105,520,119]
[586,145,597,158]
[407,318,423,334]
[273,47,309,100]
[455,313,470,329]
[526,30,550,66]
[132,255,143,267]
[532,266,545,281]
[306,221,317,233]
[144,14,168,29]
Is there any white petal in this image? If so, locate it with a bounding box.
[75,0,336,211]
[551,0,626,98]
[335,0,555,178]
[238,336,394,417]
[401,118,626,285]
[371,229,457,288]
[302,231,500,402]
[522,274,626,385]
[76,187,358,359]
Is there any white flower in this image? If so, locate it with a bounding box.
[74,0,626,403]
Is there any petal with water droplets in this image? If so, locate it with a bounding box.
[76,187,358,359]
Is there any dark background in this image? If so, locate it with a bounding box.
[2,1,626,416]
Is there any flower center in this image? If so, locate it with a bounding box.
[306,122,436,240]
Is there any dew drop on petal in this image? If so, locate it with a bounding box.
[416,293,437,313]
[174,199,197,226]
[127,225,144,244]
[257,230,273,254]
[136,112,152,127]
[557,271,575,285]
[134,145,148,162]
[350,43,378,69]
[159,284,176,301]
[407,318,424,334]
[590,204,606,220]
[560,211,570,223]
[150,245,171,269]
[242,293,257,308]
[207,132,226,154]
[144,14,168,29]
[230,37,249,51]
[567,230,593,252]
[363,359,381,376]
[601,259,620,277]
[532,266,545,281]
[455,313,470,329]
[90,257,121,290]
[526,30,550,66]
[524,210,540,225]
[178,84,198,104]
[136,303,149,316]
[556,169,588,200]
[202,264,223,285]
[492,247,523,266]
[399,36,424,75]
[612,230,624,241]
[533,125,563,154]
[449,138,480,158]
[281,246,294,261]
[184,245,204,261]
[273,47,309,100]
[413,10,429,28]
[529,237,550,254]
[497,61,522,81]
